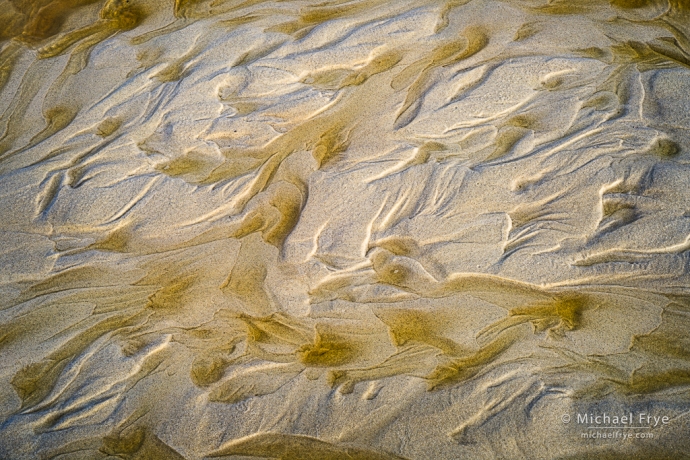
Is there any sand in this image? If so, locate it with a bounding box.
[1,0,690,458]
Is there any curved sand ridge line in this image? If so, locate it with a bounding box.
[1,0,690,458]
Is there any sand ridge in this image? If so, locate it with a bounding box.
[1,0,690,458]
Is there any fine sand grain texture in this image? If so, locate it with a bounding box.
[1,0,690,458]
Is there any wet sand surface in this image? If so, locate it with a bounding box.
[1,0,690,458]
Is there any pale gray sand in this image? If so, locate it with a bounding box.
[1,0,690,458]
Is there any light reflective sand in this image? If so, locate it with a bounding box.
[1,0,690,458]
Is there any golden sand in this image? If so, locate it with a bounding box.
[1,0,690,458]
